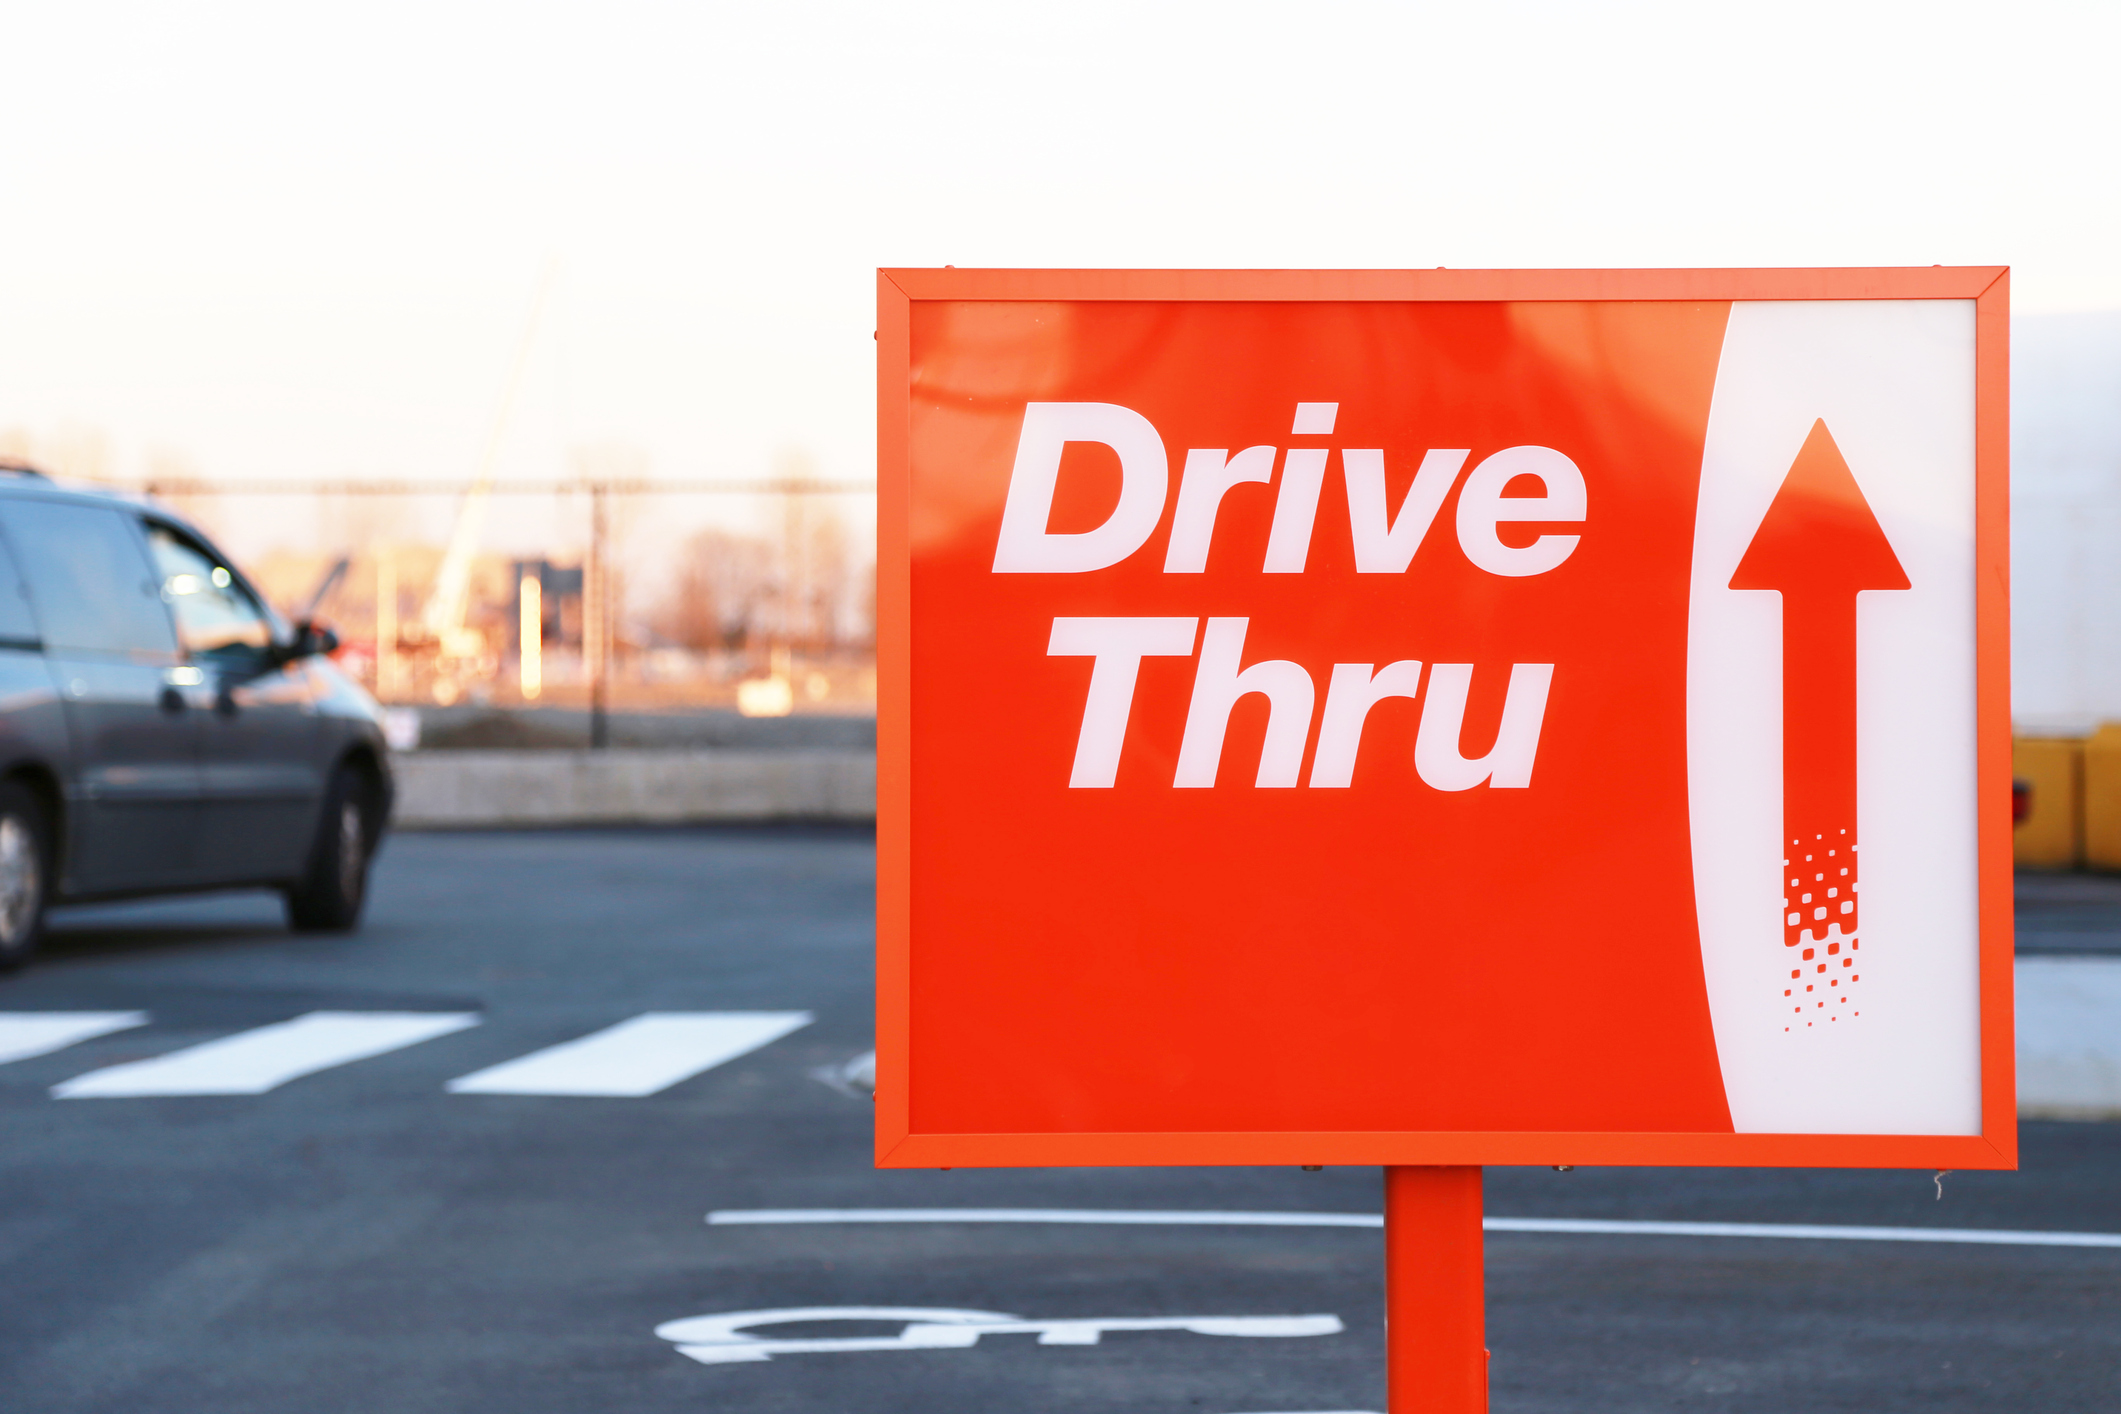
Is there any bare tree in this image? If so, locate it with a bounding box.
[854,558,877,647]
[652,526,777,649]
[144,446,220,534]
[0,422,113,481]
[772,448,857,647]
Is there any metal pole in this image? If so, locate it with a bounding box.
[519,569,542,702]
[1384,1166,1487,1413]
[375,550,398,702]
[588,483,609,749]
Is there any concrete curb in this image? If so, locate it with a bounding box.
[390,749,876,827]
[2018,957,2121,1119]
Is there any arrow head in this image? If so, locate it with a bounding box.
[1729,420,1910,595]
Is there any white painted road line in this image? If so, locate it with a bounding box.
[712,1209,1382,1229]
[446,1011,812,1097]
[1483,1216,2121,1248]
[706,1208,2121,1250]
[655,1306,1345,1366]
[0,1012,148,1066]
[52,1011,480,1098]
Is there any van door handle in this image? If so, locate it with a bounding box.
[158,687,186,715]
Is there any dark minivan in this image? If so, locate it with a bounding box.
[0,467,392,968]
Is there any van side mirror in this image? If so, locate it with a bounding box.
[287,619,340,662]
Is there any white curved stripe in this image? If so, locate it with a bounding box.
[1689,299,1981,1133]
[706,1208,2121,1249]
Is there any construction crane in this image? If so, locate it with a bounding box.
[412,266,556,699]
[300,555,351,623]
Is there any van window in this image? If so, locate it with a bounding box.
[0,531,41,646]
[0,499,176,657]
[144,524,274,662]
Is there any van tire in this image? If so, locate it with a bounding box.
[0,780,51,970]
[285,765,374,933]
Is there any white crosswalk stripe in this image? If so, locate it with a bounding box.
[446,1011,812,1097]
[52,1011,481,1098]
[0,1012,148,1066]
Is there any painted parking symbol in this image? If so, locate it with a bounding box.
[656,1305,1344,1365]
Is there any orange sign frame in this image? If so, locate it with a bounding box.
[875,266,2013,1172]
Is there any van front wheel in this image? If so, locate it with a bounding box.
[285,766,373,933]
[0,781,50,969]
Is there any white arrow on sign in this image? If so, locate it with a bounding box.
[656,1305,1344,1365]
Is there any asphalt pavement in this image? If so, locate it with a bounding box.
[2016,871,2121,955]
[1,827,2115,1413]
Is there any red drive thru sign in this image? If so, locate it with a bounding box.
[875,268,2012,1403]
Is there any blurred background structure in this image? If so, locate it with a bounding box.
[1,2,2119,823]
[115,475,881,722]
[0,405,878,732]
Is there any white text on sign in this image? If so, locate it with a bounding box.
[993,403,1572,790]
[991,401,1585,577]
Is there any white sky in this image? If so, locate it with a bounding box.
[1,0,2116,570]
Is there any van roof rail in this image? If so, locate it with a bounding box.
[0,460,51,480]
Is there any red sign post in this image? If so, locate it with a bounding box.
[877,268,2012,1410]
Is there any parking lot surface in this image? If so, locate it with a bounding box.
[1,827,2115,1413]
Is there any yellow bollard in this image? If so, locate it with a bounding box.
[2013,736,2084,871]
[2081,725,2121,871]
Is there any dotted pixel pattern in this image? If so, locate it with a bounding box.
[1783,826,1858,1031]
